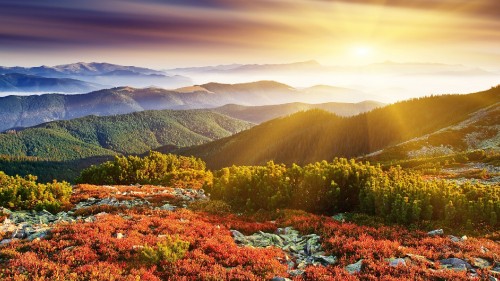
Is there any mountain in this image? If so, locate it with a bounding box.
[367,102,500,161]
[0,81,379,132]
[0,62,192,90]
[177,86,500,168]
[0,73,105,93]
[167,60,322,74]
[212,101,384,124]
[0,109,252,161]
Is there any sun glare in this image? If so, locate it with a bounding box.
[352,46,373,58]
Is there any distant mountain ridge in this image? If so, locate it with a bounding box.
[0,73,106,93]
[0,62,192,91]
[0,81,379,132]
[177,86,500,168]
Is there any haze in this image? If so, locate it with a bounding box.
[1,0,499,102]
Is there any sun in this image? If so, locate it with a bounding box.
[352,46,373,58]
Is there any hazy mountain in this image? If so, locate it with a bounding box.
[166,60,500,103]
[177,86,500,168]
[0,73,105,93]
[0,81,378,132]
[0,109,252,160]
[212,101,384,124]
[0,62,192,90]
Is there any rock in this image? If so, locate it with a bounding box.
[114,232,124,239]
[427,229,444,236]
[489,276,498,281]
[481,246,490,253]
[27,229,49,241]
[271,277,292,281]
[405,253,434,266]
[346,259,363,274]
[159,203,176,211]
[439,258,472,271]
[449,235,461,243]
[388,258,406,267]
[461,235,467,241]
[0,239,12,245]
[315,255,337,265]
[288,269,304,276]
[490,265,500,274]
[473,257,491,269]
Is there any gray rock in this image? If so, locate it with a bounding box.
[473,257,491,269]
[0,239,12,245]
[114,232,124,239]
[271,277,292,281]
[346,259,363,274]
[427,229,444,236]
[439,258,472,271]
[388,258,406,267]
[315,255,337,265]
[288,269,304,276]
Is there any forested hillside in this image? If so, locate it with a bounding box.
[180,86,500,168]
[0,109,252,161]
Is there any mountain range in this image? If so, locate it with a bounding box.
[0,81,380,132]
[0,73,105,93]
[177,86,500,168]
[0,62,191,92]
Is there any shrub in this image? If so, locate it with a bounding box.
[139,236,190,265]
[76,151,212,188]
[0,171,72,212]
[189,200,232,215]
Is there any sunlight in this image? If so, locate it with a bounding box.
[352,45,373,58]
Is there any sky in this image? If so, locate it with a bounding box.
[1,0,500,69]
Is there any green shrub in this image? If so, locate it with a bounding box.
[139,236,189,265]
[189,200,232,215]
[0,171,72,212]
[77,151,212,188]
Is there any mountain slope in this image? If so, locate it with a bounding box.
[178,86,500,168]
[0,73,105,93]
[0,81,380,132]
[212,101,384,124]
[0,110,252,160]
[367,102,500,161]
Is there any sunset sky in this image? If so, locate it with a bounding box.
[1,0,500,69]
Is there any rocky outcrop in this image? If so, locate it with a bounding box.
[231,227,336,276]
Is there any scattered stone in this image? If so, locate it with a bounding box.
[271,277,291,281]
[439,258,472,271]
[491,265,500,274]
[114,232,124,239]
[158,203,176,211]
[288,269,304,277]
[388,258,406,267]
[472,258,491,269]
[345,259,363,274]
[405,253,434,266]
[427,229,444,236]
[231,227,336,276]
[481,246,490,253]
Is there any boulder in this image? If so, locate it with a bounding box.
[439,258,472,271]
[388,258,406,267]
[472,257,491,269]
[346,259,363,274]
[427,229,444,236]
